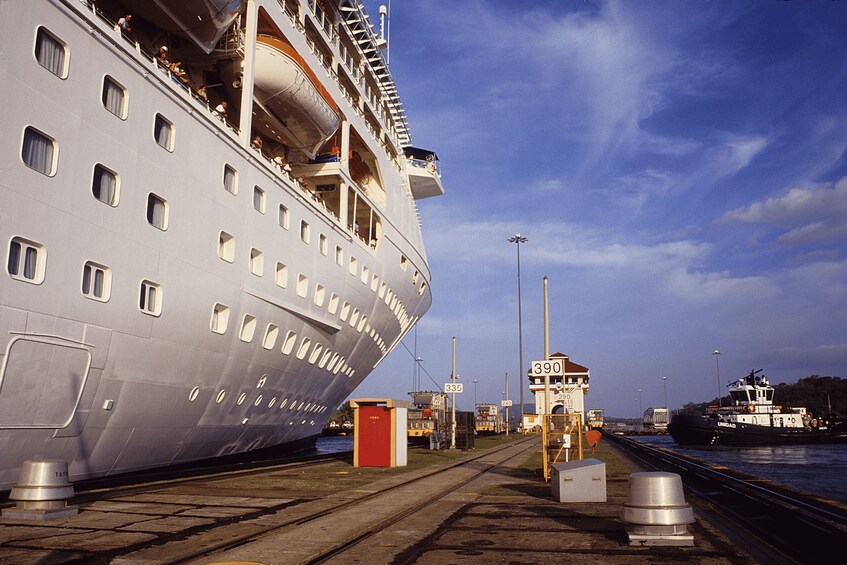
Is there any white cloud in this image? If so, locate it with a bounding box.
[721,176,847,245]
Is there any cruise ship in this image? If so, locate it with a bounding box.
[0,0,443,490]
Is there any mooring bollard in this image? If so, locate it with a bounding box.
[621,471,694,546]
[2,459,79,520]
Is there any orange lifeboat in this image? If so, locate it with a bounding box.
[252,35,341,154]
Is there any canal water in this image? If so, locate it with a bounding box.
[315,435,353,453]
[635,435,847,503]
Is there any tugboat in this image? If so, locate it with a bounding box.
[668,370,847,447]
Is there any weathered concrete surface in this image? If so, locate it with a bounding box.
[0,437,756,565]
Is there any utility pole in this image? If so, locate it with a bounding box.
[543,276,551,415]
[504,372,509,436]
[450,336,456,449]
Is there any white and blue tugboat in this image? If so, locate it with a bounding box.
[668,370,847,447]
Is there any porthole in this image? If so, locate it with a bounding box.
[154,114,174,152]
[309,344,323,364]
[237,392,247,406]
[296,337,311,360]
[268,397,277,408]
[281,330,297,355]
[35,27,69,79]
[216,390,226,403]
[22,127,57,177]
[218,232,235,263]
[297,273,308,298]
[249,248,264,276]
[102,75,127,119]
[223,164,238,194]
[276,262,288,288]
[262,325,278,350]
[314,284,325,307]
[257,375,267,388]
[254,395,263,407]
[239,314,256,342]
[211,303,230,334]
[188,387,200,402]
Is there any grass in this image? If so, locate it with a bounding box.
[477,433,641,498]
[206,432,528,495]
[206,432,639,500]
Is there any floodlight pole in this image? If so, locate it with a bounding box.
[508,234,527,429]
[713,350,722,407]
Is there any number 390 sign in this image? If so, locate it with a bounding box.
[530,359,564,377]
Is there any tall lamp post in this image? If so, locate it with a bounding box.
[473,379,478,407]
[508,234,527,430]
[712,350,722,407]
[662,375,668,411]
[638,388,642,420]
[414,357,423,391]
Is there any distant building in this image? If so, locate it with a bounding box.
[524,353,590,430]
[642,407,669,430]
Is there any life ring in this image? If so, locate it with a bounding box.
[747,404,756,413]
[790,416,796,424]
[426,162,436,174]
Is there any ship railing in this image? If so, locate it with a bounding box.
[307,0,340,48]
[80,0,243,138]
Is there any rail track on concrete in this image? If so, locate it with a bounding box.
[605,433,847,565]
[0,436,538,564]
[299,436,540,565]
[67,447,351,503]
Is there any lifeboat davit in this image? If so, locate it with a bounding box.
[253,35,341,154]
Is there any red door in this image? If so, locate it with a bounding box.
[357,406,391,467]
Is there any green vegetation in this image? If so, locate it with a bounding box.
[208,432,525,495]
[679,374,846,417]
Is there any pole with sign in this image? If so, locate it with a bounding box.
[530,357,564,417]
[450,337,457,449]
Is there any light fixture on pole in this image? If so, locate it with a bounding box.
[712,350,722,407]
[473,379,478,407]
[662,375,668,412]
[508,234,527,429]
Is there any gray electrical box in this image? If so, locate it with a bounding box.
[551,458,607,502]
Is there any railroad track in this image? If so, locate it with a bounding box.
[0,436,538,564]
[67,448,351,503]
[605,433,847,565]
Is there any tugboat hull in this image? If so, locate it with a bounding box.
[668,414,847,447]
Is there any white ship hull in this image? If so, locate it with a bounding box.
[0,0,443,490]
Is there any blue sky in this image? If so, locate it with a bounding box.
[350,1,847,418]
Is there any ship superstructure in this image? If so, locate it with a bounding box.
[0,0,443,489]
